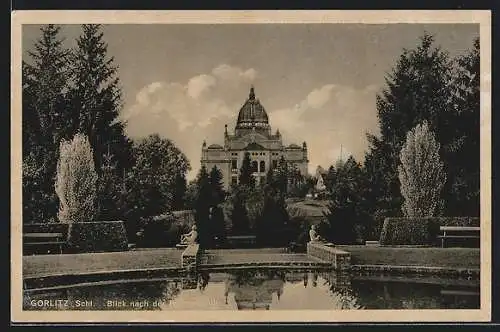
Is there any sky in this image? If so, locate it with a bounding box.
[22,23,479,180]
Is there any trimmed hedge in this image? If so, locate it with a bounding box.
[379,217,480,246]
[67,221,129,253]
[23,222,68,234]
[136,214,191,248]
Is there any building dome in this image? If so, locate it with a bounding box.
[235,86,270,130]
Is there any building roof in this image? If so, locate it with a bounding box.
[236,86,270,130]
[287,143,302,149]
[244,142,266,151]
[207,144,224,149]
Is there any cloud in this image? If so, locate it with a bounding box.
[122,64,257,180]
[187,74,216,99]
[268,84,379,174]
[122,65,379,181]
[306,84,336,109]
[212,64,257,82]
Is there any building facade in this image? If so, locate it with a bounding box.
[201,86,309,190]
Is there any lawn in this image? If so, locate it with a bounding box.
[23,248,183,278]
[340,246,480,269]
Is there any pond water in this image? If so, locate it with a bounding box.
[24,269,479,310]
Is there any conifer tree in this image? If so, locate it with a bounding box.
[445,37,480,216]
[230,188,250,235]
[194,165,212,247]
[209,166,225,206]
[70,24,131,174]
[324,156,368,243]
[55,133,98,223]
[398,121,446,217]
[22,24,72,223]
[238,151,255,188]
[363,32,453,229]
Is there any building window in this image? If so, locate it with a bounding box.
[259,160,265,173]
[251,161,258,173]
[232,159,238,170]
[272,160,278,169]
[231,177,238,185]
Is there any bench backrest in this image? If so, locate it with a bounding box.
[440,226,480,232]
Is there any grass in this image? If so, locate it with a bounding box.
[339,246,480,269]
[23,248,182,278]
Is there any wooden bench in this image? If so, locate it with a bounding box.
[226,235,257,247]
[437,226,480,248]
[23,232,66,255]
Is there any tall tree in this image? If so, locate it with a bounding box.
[238,152,255,188]
[445,37,480,216]
[398,121,446,217]
[364,32,454,229]
[209,166,225,206]
[70,24,131,174]
[55,133,98,223]
[324,156,369,243]
[171,173,188,211]
[22,25,72,223]
[256,185,289,246]
[193,165,212,247]
[230,188,250,235]
[123,134,191,225]
[275,156,289,194]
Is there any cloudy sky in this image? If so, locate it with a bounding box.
[22,23,478,180]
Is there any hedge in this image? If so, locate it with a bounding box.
[23,222,68,234]
[136,214,191,248]
[379,217,480,246]
[67,221,129,253]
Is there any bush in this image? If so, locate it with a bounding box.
[136,214,192,248]
[379,217,480,246]
[379,218,440,246]
[23,222,68,234]
[67,221,128,253]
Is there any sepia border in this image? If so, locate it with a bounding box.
[11,10,492,323]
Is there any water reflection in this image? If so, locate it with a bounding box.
[23,269,479,310]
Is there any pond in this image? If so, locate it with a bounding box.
[23,269,480,310]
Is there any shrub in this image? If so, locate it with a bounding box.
[379,218,440,246]
[67,221,128,253]
[379,217,480,246]
[23,222,69,235]
[136,213,192,248]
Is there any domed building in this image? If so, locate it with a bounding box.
[201,86,309,189]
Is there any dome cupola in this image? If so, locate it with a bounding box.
[235,86,270,133]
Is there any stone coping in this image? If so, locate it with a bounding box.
[181,244,200,256]
[351,264,480,275]
[24,267,186,290]
[307,242,350,254]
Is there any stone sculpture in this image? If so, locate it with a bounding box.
[180,225,198,245]
[309,224,326,243]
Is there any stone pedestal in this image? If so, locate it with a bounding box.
[307,242,351,271]
[181,244,202,270]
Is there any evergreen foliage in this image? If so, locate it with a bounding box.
[55,133,98,223]
[398,121,446,217]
